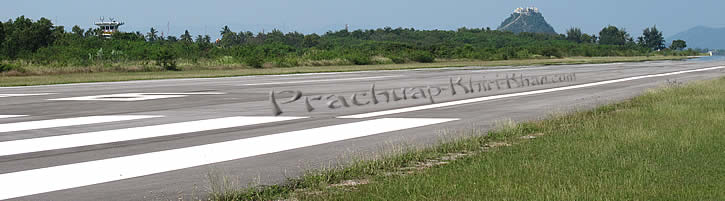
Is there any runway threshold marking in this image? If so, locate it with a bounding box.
[48,92,226,101]
[0,93,55,98]
[339,66,725,119]
[241,75,402,86]
[0,115,162,133]
[0,116,307,156]
[0,117,457,200]
[0,115,27,119]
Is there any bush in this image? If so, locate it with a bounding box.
[346,54,373,65]
[155,49,179,71]
[245,56,264,68]
[410,51,435,63]
[389,56,406,64]
[0,63,24,73]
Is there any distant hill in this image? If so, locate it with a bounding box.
[668,26,725,50]
[497,7,557,34]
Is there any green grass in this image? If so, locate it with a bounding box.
[0,56,689,87]
[210,76,725,200]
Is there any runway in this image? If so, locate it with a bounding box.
[1,58,724,200]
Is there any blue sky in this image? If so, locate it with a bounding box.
[3,0,724,39]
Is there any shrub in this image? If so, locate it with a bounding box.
[410,51,435,63]
[346,54,373,65]
[389,56,406,64]
[155,49,179,71]
[0,63,24,73]
[245,56,264,68]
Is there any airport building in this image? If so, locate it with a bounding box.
[95,18,124,38]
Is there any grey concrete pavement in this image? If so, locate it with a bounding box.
[1,58,724,201]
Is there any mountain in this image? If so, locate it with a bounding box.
[668,26,725,50]
[497,7,557,34]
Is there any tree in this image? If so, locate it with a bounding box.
[566,28,584,43]
[166,36,178,42]
[302,33,320,48]
[638,26,665,50]
[71,25,84,37]
[599,25,630,46]
[219,31,238,47]
[670,40,687,50]
[155,48,179,71]
[147,27,158,42]
[220,25,232,36]
[203,35,211,44]
[0,22,5,48]
[2,16,57,58]
[180,30,193,43]
[84,28,95,37]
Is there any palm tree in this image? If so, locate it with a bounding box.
[220,25,232,36]
[180,30,193,43]
[147,27,158,42]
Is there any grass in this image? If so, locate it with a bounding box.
[209,76,725,200]
[0,56,690,87]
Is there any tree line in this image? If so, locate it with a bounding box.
[0,16,699,73]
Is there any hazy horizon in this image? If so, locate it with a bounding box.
[3,0,725,39]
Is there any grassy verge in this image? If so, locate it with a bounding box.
[0,56,689,87]
[210,76,725,200]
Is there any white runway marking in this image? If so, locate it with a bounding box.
[0,116,306,156]
[0,93,54,98]
[0,118,456,200]
[241,75,402,86]
[0,115,161,133]
[0,115,27,119]
[48,92,226,101]
[339,66,725,118]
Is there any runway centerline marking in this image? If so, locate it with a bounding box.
[0,115,161,133]
[338,66,725,119]
[0,116,307,156]
[48,92,226,101]
[241,75,402,86]
[0,118,457,200]
[0,115,27,119]
[0,93,55,98]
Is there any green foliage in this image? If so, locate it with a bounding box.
[389,56,406,64]
[147,27,158,42]
[244,49,265,68]
[1,16,57,58]
[566,28,584,43]
[599,26,631,46]
[638,26,665,50]
[154,48,179,71]
[410,51,435,63]
[0,16,699,71]
[346,54,373,65]
[180,30,193,43]
[670,40,687,50]
[0,63,23,73]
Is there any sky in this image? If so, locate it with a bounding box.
[3,0,725,40]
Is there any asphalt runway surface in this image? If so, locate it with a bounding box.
[1,58,724,200]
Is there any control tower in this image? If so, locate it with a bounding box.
[95,17,124,38]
